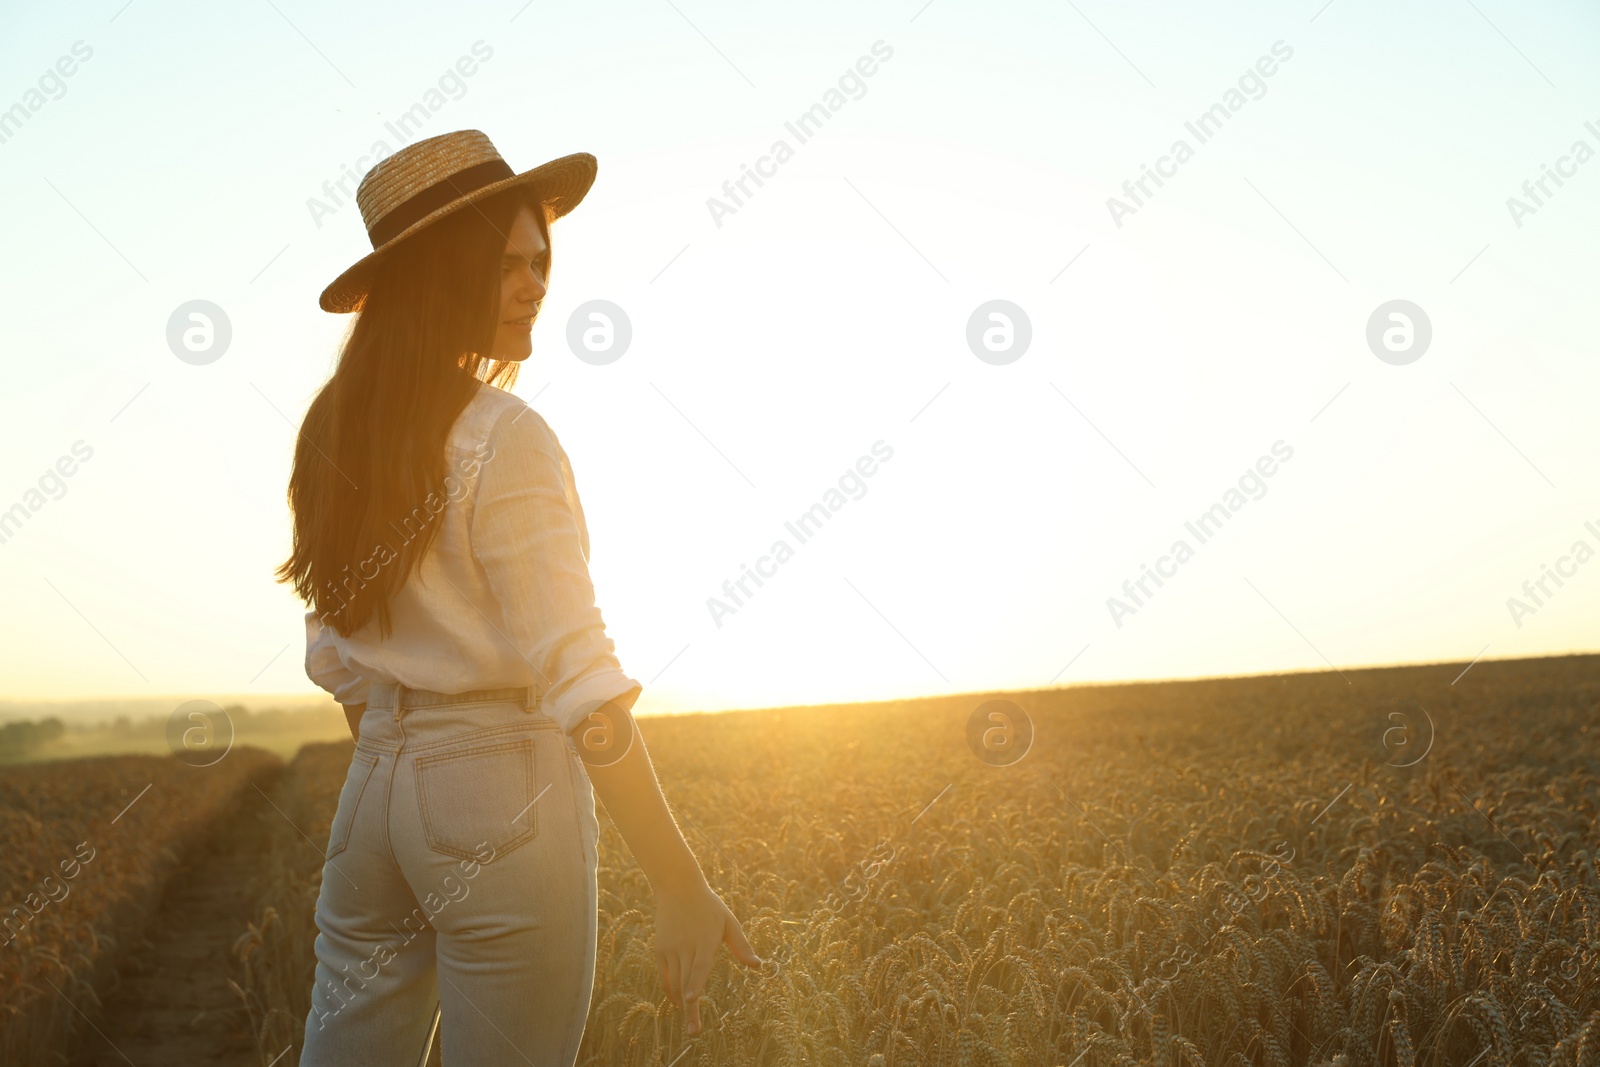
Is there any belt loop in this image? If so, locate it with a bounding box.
[394,681,408,724]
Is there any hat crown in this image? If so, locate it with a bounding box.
[356,129,505,237]
[320,132,597,313]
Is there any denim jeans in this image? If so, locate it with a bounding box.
[299,682,600,1067]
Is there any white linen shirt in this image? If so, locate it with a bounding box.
[302,381,641,736]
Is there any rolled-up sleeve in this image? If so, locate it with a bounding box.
[304,610,371,707]
[471,404,642,736]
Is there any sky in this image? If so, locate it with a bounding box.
[2,0,1598,715]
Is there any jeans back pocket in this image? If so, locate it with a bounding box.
[414,738,541,861]
[326,749,380,860]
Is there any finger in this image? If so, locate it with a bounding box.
[723,914,763,967]
[685,993,702,1036]
[684,947,714,1010]
[678,949,696,1009]
[665,953,683,1012]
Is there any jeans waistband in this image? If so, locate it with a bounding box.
[366,681,536,712]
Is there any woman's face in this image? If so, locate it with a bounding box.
[490,203,550,363]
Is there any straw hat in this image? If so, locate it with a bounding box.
[319,129,597,313]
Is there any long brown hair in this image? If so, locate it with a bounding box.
[276,186,553,638]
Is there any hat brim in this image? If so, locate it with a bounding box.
[319,152,597,314]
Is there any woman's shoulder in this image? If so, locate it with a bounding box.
[450,381,557,455]
[456,381,588,555]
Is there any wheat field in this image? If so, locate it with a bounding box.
[211,654,1600,1066]
[0,748,280,1066]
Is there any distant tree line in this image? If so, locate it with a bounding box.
[0,718,66,761]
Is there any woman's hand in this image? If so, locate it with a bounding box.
[579,713,760,1034]
[653,879,761,1035]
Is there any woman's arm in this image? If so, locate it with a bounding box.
[305,610,371,719]
[341,701,365,742]
[578,708,761,1035]
[471,403,759,1031]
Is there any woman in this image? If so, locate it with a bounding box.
[276,129,758,1067]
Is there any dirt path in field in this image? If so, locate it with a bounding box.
[71,766,284,1067]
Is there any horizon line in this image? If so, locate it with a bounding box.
[4,647,1595,717]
